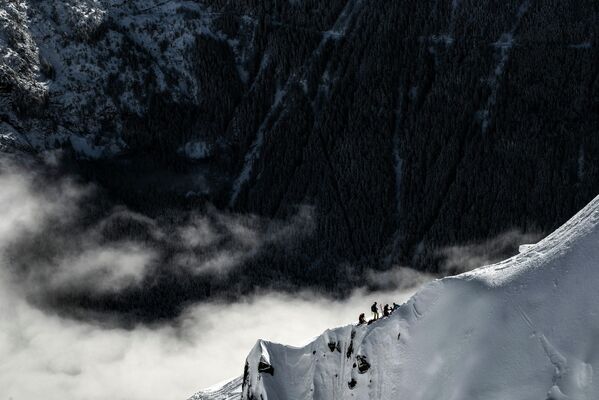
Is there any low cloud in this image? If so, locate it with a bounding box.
[0,154,431,400]
[0,155,314,308]
[0,159,155,296]
[50,243,157,293]
[438,230,543,275]
[0,252,426,400]
[174,205,314,275]
[365,265,435,292]
[0,239,428,400]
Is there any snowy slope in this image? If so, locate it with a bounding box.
[188,376,242,400]
[241,194,599,400]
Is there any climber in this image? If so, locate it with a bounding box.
[371,302,379,320]
[383,304,391,317]
[393,302,400,311]
[358,313,366,325]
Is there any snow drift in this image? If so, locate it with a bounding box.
[241,194,599,400]
[189,377,242,400]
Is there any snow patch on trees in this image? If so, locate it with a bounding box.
[477,0,531,133]
[179,141,213,160]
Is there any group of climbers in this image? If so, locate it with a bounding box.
[358,302,400,325]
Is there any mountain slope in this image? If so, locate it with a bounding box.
[1,0,597,278]
[188,377,242,400]
[241,193,599,399]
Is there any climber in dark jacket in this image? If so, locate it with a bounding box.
[358,313,366,325]
[371,302,379,320]
[383,304,391,317]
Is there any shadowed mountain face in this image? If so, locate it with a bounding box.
[1,0,598,306]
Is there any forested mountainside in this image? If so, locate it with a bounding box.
[1,0,598,298]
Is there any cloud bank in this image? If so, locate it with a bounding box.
[0,155,428,400]
[438,230,542,275]
[0,280,422,400]
[0,155,314,321]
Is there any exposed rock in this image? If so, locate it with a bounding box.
[257,357,274,376]
[356,355,370,374]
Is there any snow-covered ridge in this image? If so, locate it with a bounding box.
[188,376,243,400]
[241,194,599,400]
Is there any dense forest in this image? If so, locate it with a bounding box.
[1,0,598,322]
